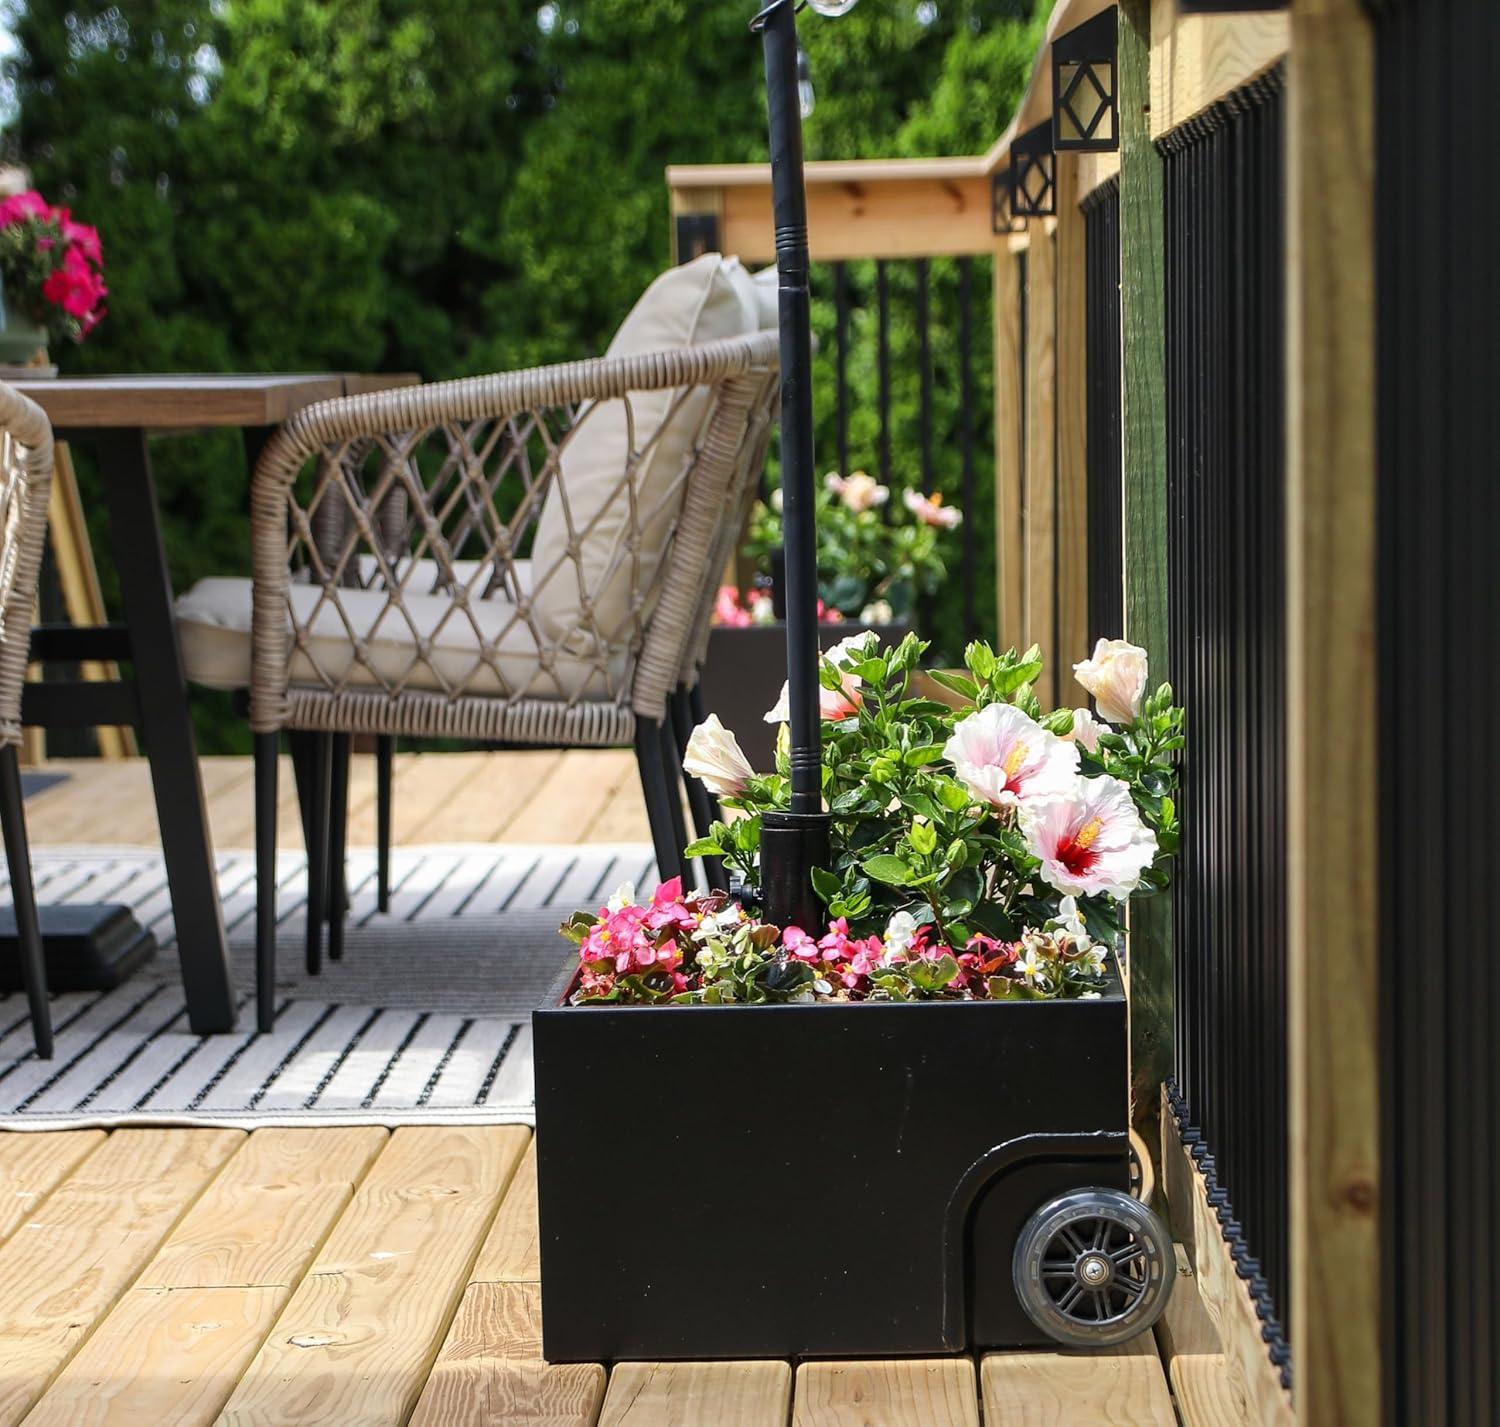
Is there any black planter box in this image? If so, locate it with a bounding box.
[699,621,906,769]
[533,963,1128,1362]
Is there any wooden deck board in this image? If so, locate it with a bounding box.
[23,749,649,850]
[599,1361,793,1427]
[411,1281,607,1427]
[0,1127,242,1426]
[0,1124,1200,1423]
[215,1125,528,1426]
[979,1338,1177,1425]
[0,1126,104,1245]
[23,1128,389,1427]
[794,1359,981,1427]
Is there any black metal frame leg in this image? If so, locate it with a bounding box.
[0,745,50,1057]
[671,686,729,893]
[253,732,278,1032]
[327,732,350,961]
[91,427,236,1033]
[304,731,331,976]
[376,734,393,913]
[633,718,684,887]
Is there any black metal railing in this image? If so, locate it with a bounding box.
[1374,2,1499,1423]
[1083,178,1122,648]
[1161,66,1290,1378]
[812,256,993,654]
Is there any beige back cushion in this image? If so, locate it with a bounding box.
[529,253,759,648]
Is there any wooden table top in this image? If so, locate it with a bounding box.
[7,372,420,430]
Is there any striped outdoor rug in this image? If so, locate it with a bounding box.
[0,843,653,1129]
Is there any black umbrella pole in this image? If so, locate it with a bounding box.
[756,0,830,934]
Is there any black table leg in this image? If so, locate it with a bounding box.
[89,427,237,1033]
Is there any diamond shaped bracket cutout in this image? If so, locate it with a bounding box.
[1051,9,1118,153]
[1010,120,1055,219]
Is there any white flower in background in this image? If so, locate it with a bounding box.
[1080,943,1109,976]
[1062,706,1106,754]
[763,631,875,724]
[903,488,962,529]
[1019,774,1158,900]
[1072,638,1148,725]
[836,471,889,513]
[682,714,757,798]
[883,909,919,960]
[606,881,637,912]
[1015,944,1047,986]
[859,599,894,626]
[770,487,784,513]
[1055,895,1088,942]
[748,590,776,626]
[824,470,845,493]
[943,702,1080,811]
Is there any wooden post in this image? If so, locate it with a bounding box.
[1286,0,1381,1421]
[992,235,1026,655]
[1053,152,1090,681]
[1023,221,1057,703]
[1117,0,1173,1165]
[47,442,135,760]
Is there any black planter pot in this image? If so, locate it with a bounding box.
[699,620,907,770]
[533,959,1170,1362]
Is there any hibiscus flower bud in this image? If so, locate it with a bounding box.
[682,714,757,798]
[1072,638,1148,725]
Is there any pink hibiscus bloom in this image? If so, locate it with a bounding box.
[943,701,1080,812]
[1019,774,1158,900]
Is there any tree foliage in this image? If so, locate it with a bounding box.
[2,0,1045,751]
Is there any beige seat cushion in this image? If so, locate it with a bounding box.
[352,553,532,599]
[177,574,618,703]
[529,253,760,648]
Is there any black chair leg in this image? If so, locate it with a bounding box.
[633,718,684,887]
[327,733,350,962]
[304,732,331,976]
[0,745,50,1058]
[658,718,694,889]
[670,687,729,894]
[376,734,393,914]
[687,684,725,826]
[253,732,279,1033]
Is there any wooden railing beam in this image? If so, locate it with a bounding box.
[1118,0,1174,1172]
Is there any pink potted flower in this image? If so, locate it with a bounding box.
[0,190,107,364]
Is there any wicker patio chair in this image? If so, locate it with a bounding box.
[180,328,778,1030]
[0,382,55,1057]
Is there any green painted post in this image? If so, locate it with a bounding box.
[1116,0,1174,1173]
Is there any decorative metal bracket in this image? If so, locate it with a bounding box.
[673,213,721,264]
[990,171,1026,235]
[1052,9,1118,152]
[1010,120,1056,219]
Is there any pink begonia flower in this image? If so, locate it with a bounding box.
[714,584,750,628]
[1072,638,1148,725]
[682,714,757,799]
[0,190,49,228]
[63,219,103,265]
[1019,774,1158,900]
[1062,706,1106,753]
[943,701,1079,811]
[764,632,873,724]
[783,926,819,962]
[903,488,962,529]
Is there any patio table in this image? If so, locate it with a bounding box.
[10,373,417,1034]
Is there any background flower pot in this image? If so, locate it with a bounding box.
[699,620,906,769]
[532,962,1130,1361]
